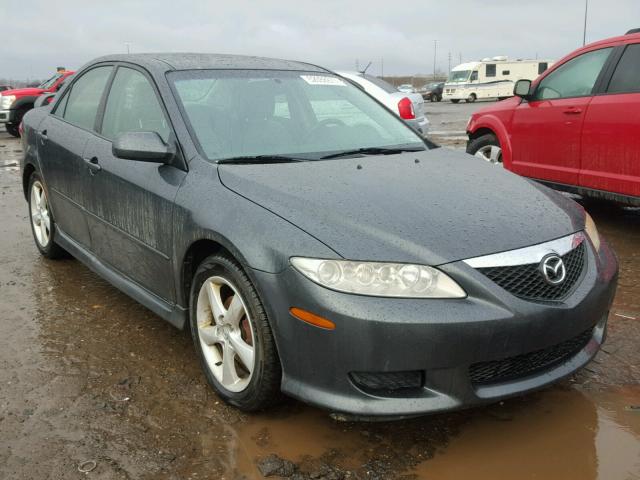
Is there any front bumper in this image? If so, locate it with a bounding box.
[251,236,618,417]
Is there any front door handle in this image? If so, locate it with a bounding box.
[84,156,101,174]
[563,107,583,115]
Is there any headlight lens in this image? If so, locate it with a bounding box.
[584,212,601,251]
[0,95,15,109]
[291,258,466,298]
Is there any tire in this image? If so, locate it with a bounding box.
[430,94,437,102]
[466,133,503,165]
[466,93,477,103]
[437,95,442,102]
[5,123,19,137]
[451,99,460,104]
[27,172,67,258]
[189,253,282,411]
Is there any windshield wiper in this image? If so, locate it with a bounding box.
[216,155,306,165]
[320,146,425,160]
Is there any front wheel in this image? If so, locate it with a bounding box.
[5,123,19,137]
[28,173,67,258]
[430,94,437,102]
[189,253,282,411]
[466,93,477,103]
[467,133,503,165]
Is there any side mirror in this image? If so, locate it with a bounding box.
[112,131,174,163]
[34,93,56,108]
[514,79,533,99]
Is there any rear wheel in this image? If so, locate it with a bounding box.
[5,123,19,137]
[189,253,282,411]
[451,99,460,104]
[467,133,502,165]
[466,93,477,103]
[28,173,67,258]
[430,94,437,102]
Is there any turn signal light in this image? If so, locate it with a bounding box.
[290,307,335,330]
[397,97,415,119]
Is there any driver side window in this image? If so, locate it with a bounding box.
[534,48,612,100]
[101,67,170,142]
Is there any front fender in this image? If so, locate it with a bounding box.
[12,95,38,113]
[172,156,341,307]
[467,114,513,168]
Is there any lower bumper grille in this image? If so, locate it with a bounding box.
[469,328,594,386]
[350,370,423,393]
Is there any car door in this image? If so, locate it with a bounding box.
[580,42,640,198]
[509,47,613,185]
[83,65,186,302]
[37,65,114,248]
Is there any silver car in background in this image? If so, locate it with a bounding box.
[337,71,429,134]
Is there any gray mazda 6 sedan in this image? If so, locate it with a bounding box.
[20,54,618,417]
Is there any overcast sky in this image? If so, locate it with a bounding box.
[1,0,638,80]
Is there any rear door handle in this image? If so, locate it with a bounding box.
[563,107,582,115]
[84,156,101,174]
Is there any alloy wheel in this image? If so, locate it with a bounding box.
[475,144,503,165]
[30,180,51,247]
[196,275,255,392]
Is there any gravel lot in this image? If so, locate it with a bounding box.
[1,113,639,480]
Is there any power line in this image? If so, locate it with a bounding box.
[582,0,588,45]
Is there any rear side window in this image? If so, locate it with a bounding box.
[538,62,549,74]
[101,67,170,142]
[62,66,113,131]
[534,48,612,100]
[607,43,640,94]
[361,74,398,94]
[486,64,496,77]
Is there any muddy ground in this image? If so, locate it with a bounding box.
[0,111,639,480]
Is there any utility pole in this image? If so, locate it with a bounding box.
[458,52,462,65]
[582,0,588,45]
[448,51,452,73]
[433,40,438,80]
[381,57,384,78]
[125,42,131,54]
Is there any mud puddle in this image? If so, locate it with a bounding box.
[0,132,639,479]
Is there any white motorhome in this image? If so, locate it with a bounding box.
[442,56,553,103]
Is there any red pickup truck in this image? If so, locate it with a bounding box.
[466,29,640,205]
[0,70,74,137]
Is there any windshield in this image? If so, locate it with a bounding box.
[169,69,425,162]
[447,70,471,82]
[38,73,63,89]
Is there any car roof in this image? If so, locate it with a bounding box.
[84,53,329,74]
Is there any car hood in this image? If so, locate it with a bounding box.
[0,87,45,97]
[218,149,584,265]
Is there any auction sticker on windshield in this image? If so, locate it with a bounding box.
[301,75,346,86]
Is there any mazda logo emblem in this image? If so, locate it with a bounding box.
[540,254,566,285]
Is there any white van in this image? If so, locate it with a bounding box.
[442,56,553,103]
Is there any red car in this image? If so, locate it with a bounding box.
[467,29,640,205]
[0,70,74,137]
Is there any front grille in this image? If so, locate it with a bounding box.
[350,371,423,393]
[478,242,586,302]
[469,328,593,386]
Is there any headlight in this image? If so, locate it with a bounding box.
[0,95,15,110]
[291,258,466,298]
[584,212,601,251]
